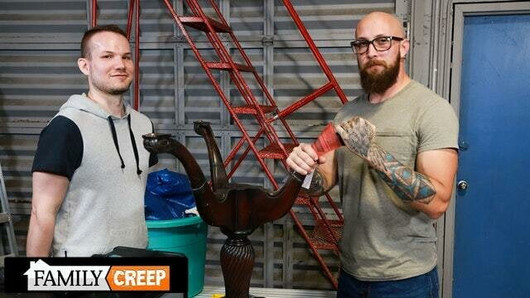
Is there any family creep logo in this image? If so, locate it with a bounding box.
[23,260,170,291]
[5,254,187,294]
[24,260,110,291]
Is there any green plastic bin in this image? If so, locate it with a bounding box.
[146,216,208,297]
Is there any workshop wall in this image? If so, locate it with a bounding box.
[0,0,394,290]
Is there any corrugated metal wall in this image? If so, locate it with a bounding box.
[0,0,394,290]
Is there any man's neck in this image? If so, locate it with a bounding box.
[368,73,411,104]
[87,90,125,117]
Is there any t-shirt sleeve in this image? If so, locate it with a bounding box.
[418,100,459,152]
[32,116,83,180]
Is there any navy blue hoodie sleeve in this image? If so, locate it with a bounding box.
[32,116,83,180]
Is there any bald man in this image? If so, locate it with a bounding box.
[287,12,458,297]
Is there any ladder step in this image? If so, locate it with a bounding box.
[206,62,254,72]
[310,219,343,250]
[180,16,231,33]
[232,104,276,115]
[259,143,297,159]
[167,0,344,288]
[295,195,311,206]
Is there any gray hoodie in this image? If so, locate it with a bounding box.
[32,94,156,256]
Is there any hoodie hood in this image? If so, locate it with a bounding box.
[60,94,142,175]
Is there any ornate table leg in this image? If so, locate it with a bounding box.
[220,233,255,298]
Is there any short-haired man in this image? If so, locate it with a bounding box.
[27,25,157,257]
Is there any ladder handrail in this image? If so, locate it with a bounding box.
[166,0,343,287]
[281,0,348,104]
[90,0,345,288]
[163,0,283,190]
[192,0,291,158]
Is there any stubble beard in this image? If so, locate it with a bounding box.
[359,53,401,95]
[92,77,132,96]
[108,85,131,96]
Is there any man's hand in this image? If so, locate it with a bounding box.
[286,143,337,197]
[335,117,376,159]
[286,143,321,175]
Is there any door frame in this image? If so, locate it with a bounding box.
[434,1,530,297]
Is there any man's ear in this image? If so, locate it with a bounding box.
[77,57,89,75]
[400,39,410,59]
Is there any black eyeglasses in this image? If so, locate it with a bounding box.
[350,36,404,55]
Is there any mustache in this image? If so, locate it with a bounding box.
[363,60,388,69]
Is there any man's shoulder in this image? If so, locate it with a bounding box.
[407,80,446,102]
[334,94,368,123]
[341,93,369,109]
[39,116,83,149]
[129,108,150,117]
[129,109,152,123]
[55,103,86,122]
[44,115,81,135]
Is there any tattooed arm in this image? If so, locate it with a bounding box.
[366,143,437,203]
[336,117,458,218]
[410,148,458,218]
[286,143,338,197]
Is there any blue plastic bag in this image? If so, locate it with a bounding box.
[144,169,196,220]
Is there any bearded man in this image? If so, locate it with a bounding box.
[27,25,158,257]
[287,12,459,298]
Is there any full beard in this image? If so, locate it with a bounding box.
[359,53,400,94]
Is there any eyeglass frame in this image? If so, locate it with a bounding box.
[350,36,405,55]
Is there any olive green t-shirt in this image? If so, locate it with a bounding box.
[334,80,458,281]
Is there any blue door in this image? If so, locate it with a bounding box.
[453,14,530,297]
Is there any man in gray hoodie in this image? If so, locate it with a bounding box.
[26,24,157,257]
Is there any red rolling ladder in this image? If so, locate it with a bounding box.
[91,0,347,288]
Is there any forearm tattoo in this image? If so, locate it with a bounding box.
[368,144,436,203]
[337,117,436,203]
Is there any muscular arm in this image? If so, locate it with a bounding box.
[408,148,458,218]
[336,117,458,218]
[367,143,436,203]
[26,172,69,257]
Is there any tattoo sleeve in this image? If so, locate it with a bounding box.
[336,117,436,204]
[367,144,436,203]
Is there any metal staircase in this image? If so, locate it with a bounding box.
[91,0,347,288]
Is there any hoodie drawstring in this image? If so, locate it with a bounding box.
[108,116,125,169]
[107,115,142,175]
[127,114,143,175]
